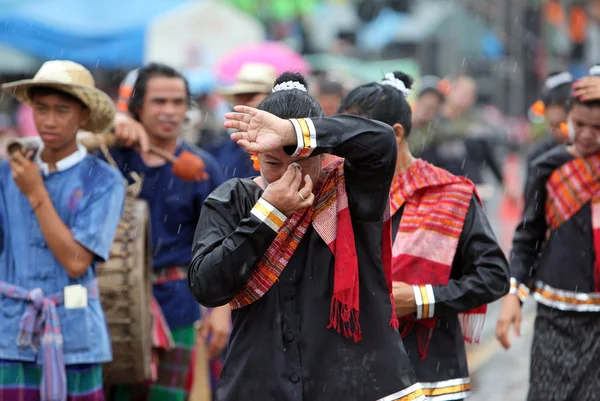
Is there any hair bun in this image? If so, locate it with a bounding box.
[274,72,309,91]
[392,71,414,90]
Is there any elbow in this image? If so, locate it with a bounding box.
[65,261,89,279]
[370,124,397,161]
[188,260,232,308]
[485,261,511,302]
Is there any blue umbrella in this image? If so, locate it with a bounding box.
[0,0,190,68]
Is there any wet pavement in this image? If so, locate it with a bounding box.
[468,300,536,400]
[467,164,534,400]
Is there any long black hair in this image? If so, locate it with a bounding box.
[337,71,413,137]
[128,63,191,121]
[257,72,323,119]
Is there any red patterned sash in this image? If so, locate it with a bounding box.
[545,152,600,291]
[230,159,398,342]
[391,159,486,359]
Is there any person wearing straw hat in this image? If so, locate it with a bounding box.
[208,62,279,180]
[0,60,127,401]
[218,62,277,108]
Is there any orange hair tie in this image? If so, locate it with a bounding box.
[560,122,569,137]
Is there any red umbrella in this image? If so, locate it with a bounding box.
[215,41,311,83]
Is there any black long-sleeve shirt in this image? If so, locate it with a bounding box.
[510,145,600,312]
[189,115,422,401]
[392,197,509,395]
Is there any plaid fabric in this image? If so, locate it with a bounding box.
[545,152,600,291]
[231,158,398,342]
[152,266,188,285]
[111,325,196,401]
[0,280,98,401]
[390,159,486,359]
[149,297,175,381]
[0,360,103,401]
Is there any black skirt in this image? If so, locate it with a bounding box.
[528,304,600,401]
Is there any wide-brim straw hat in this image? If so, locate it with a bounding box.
[217,62,277,104]
[1,60,116,133]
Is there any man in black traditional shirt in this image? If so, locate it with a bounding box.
[188,73,424,401]
[496,88,600,401]
[339,71,509,401]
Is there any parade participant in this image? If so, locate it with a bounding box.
[189,72,425,401]
[338,72,509,400]
[0,60,126,401]
[495,92,600,401]
[526,71,572,166]
[103,63,229,401]
[408,75,445,157]
[420,75,504,203]
[218,62,277,109]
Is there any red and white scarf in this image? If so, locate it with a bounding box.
[546,152,600,291]
[231,158,399,342]
[391,159,486,359]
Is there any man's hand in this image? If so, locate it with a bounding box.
[114,112,150,153]
[224,105,297,153]
[199,305,231,360]
[262,163,315,216]
[9,151,46,201]
[572,77,600,102]
[495,294,522,350]
[392,281,418,318]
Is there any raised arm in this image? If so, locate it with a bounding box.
[413,196,510,319]
[225,107,397,222]
[284,115,398,221]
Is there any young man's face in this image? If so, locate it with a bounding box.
[138,76,188,140]
[31,92,89,152]
[258,149,322,189]
[414,92,442,124]
[570,103,600,156]
[447,78,476,114]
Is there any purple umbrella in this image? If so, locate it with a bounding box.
[215,41,311,84]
